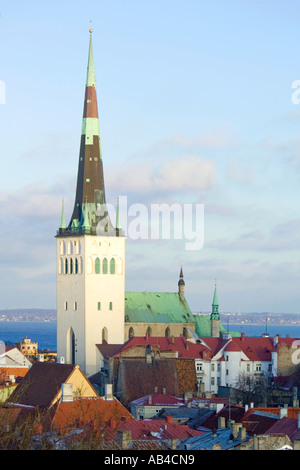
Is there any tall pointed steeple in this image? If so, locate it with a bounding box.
[178,266,185,297]
[67,26,114,235]
[211,282,219,320]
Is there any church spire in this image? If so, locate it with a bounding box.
[211,282,219,319]
[64,26,114,235]
[178,266,185,297]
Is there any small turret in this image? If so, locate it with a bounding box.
[178,267,185,297]
[210,282,220,337]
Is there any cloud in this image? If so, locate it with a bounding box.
[107,154,217,194]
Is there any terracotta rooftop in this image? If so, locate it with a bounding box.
[104,417,205,442]
[50,396,133,431]
[99,335,277,362]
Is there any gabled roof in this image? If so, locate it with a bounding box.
[124,291,195,324]
[104,418,204,442]
[50,396,133,430]
[8,362,83,408]
[240,409,280,436]
[265,416,300,441]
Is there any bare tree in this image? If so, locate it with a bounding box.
[232,371,269,406]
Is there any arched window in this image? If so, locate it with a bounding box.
[129,327,134,340]
[110,258,115,274]
[65,258,68,274]
[75,258,78,274]
[97,301,101,311]
[95,257,100,274]
[70,258,73,274]
[109,302,113,311]
[165,327,170,337]
[102,258,108,274]
[146,326,152,337]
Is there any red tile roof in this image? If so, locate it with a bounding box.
[50,396,133,430]
[104,335,277,362]
[103,418,205,442]
[266,416,300,441]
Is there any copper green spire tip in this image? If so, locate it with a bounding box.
[60,199,66,230]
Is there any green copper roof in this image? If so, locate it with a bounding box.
[124,291,195,324]
[86,31,96,87]
[59,199,66,230]
[212,285,219,307]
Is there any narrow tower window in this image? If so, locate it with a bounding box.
[103,258,108,274]
[110,258,115,274]
[109,302,113,311]
[95,257,100,274]
[97,302,101,311]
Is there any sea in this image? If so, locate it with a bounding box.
[1,321,300,352]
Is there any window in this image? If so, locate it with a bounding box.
[110,258,115,274]
[65,258,68,274]
[74,301,77,311]
[103,258,108,274]
[211,377,215,386]
[256,363,261,372]
[75,258,79,274]
[98,302,101,311]
[70,258,73,274]
[64,302,68,311]
[212,363,215,372]
[109,302,113,311]
[95,257,100,274]
[247,363,250,372]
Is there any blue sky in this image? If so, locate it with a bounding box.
[0,0,300,314]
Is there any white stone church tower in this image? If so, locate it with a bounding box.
[56,28,125,376]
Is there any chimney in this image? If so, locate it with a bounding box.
[171,336,175,345]
[245,404,248,413]
[238,426,246,441]
[117,430,132,450]
[280,406,288,419]
[154,386,158,393]
[218,416,226,429]
[148,394,152,405]
[241,332,245,342]
[171,438,177,450]
[166,416,173,424]
[105,384,114,401]
[38,354,44,362]
[163,388,166,394]
[61,383,73,402]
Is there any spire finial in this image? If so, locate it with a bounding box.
[89,20,93,33]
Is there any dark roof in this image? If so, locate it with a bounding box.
[240,410,280,436]
[8,362,75,408]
